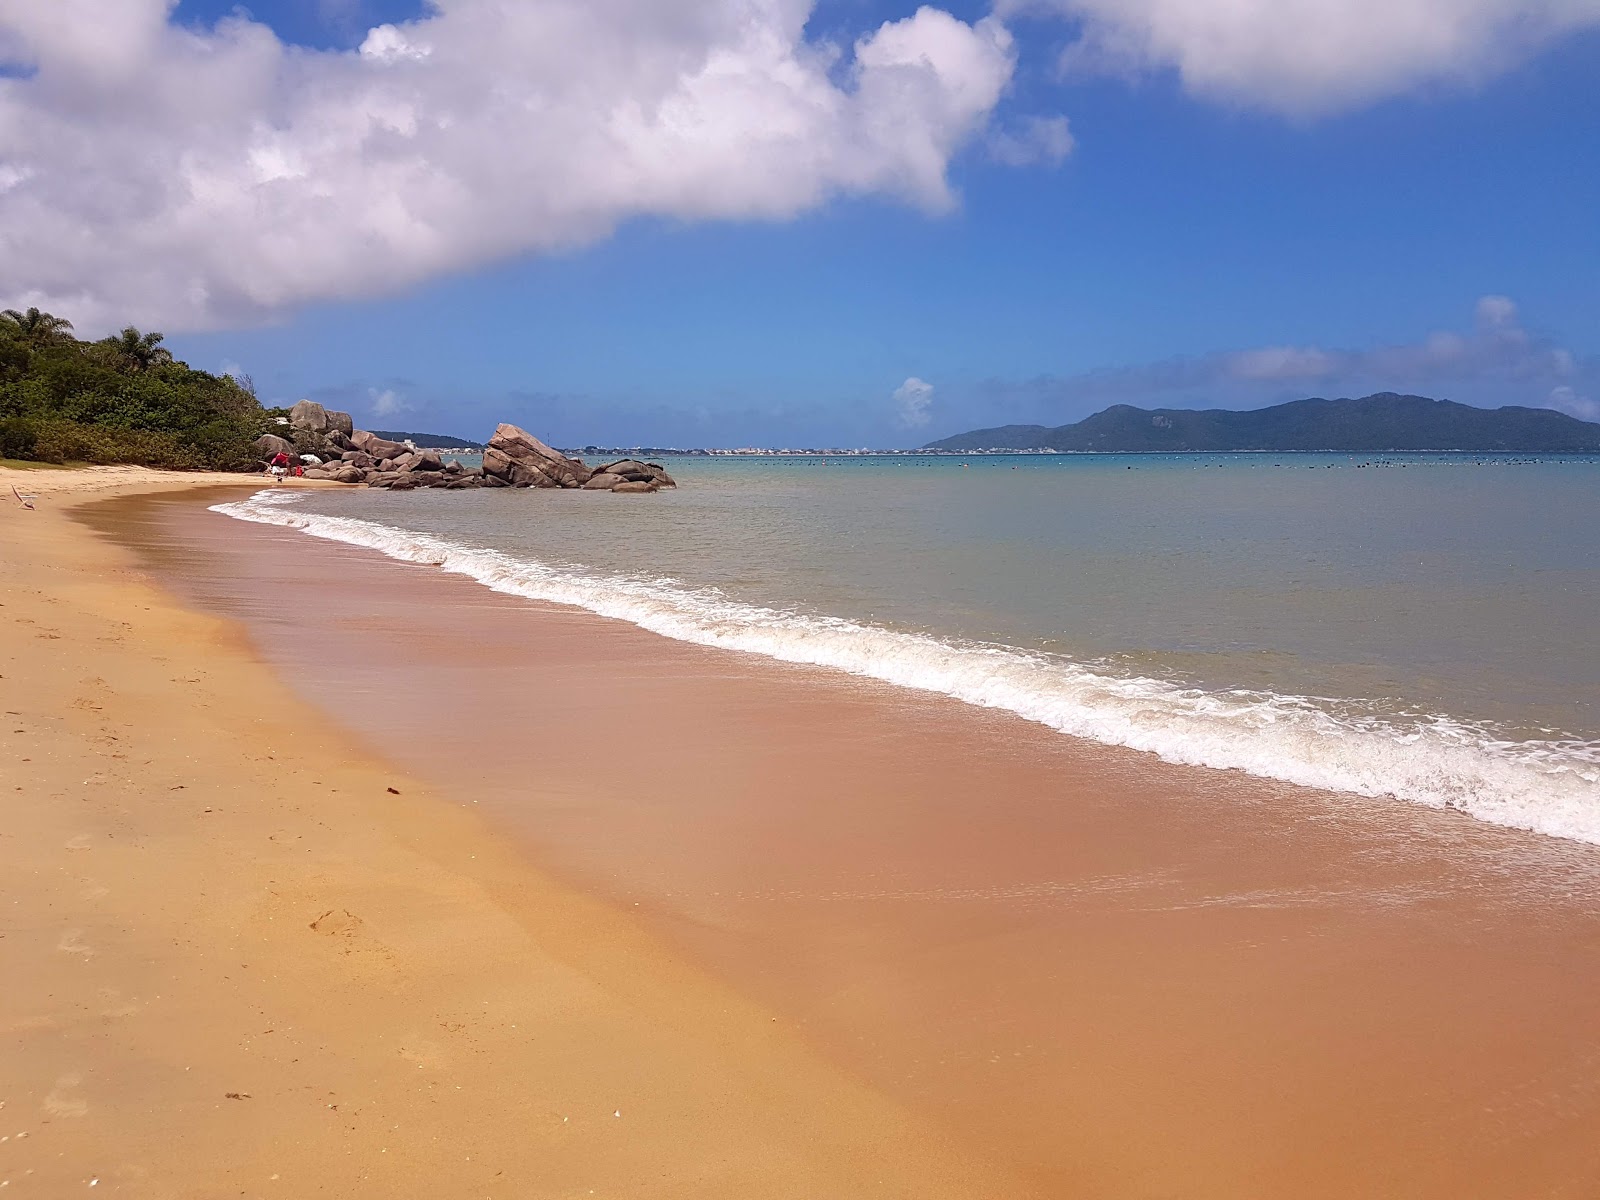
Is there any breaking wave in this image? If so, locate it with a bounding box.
[215,489,1600,845]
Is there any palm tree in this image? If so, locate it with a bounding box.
[0,306,74,347]
[104,326,174,373]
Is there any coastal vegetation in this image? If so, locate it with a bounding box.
[0,307,266,469]
[927,392,1600,453]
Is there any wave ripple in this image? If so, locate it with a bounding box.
[215,490,1600,845]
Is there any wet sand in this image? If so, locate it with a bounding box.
[85,486,1600,1198]
[3,470,1030,1199]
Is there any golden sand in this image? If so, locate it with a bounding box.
[1,470,1027,1197]
[98,483,1600,1200]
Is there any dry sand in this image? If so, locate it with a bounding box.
[1,468,1029,1198]
[98,483,1600,1200]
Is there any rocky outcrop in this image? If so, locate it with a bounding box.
[593,459,676,489]
[483,424,590,488]
[274,418,675,495]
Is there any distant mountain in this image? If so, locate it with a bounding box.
[923,393,1600,454]
[368,428,484,450]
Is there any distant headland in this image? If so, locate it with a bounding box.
[923,393,1600,454]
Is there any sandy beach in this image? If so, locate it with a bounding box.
[8,468,1600,1198]
[63,480,1600,1199]
[0,468,1028,1198]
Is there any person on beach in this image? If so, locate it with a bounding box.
[269,450,291,482]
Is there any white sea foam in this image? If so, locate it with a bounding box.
[214,490,1600,845]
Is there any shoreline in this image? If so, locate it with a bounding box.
[1,470,1027,1197]
[85,482,1600,1197]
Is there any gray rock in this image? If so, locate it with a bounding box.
[341,450,376,468]
[332,465,366,484]
[326,409,354,436]
[289,399,330,433]
[389,474,422,491]
[366,471,401,488]
[413,448,444,472]
[443,459,463,474]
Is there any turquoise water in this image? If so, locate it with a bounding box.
[218,453,1600,842]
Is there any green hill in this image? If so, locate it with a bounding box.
[924,393,1600,453]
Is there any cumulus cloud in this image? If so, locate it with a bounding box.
[1006,0,1600,114]
[0,1,1018,331]
[983,296,1598,418]
[894,376,935,426]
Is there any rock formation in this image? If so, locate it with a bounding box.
[262,411,676,494]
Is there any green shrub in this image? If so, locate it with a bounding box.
[0,313,269,471]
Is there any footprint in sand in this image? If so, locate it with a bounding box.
[308,909,364,938]
[57,930,94,958]
[43,1074,89,1119]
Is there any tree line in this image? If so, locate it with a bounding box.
[0,306,270,469]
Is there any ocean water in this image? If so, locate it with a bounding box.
[215,453,1600,844]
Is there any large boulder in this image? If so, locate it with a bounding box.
[332,465,366,484]
[289,399,330,434]
[366,471,401,488]
[612,480,659,494]
[481,447,514,480]
[352,429,409,461]
[253,433,294,459]
[509,459,560,488]
[482,472,510,488]
[340,450,377,468]
[326,409,354,436]
[411,448,444,472]
[593,459,673,487]
[582,472,626,490]
[487,423,591,488]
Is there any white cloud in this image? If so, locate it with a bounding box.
[1549,385,1598,421]
[0,1,1017,332]
[368,387,407,417]
[894,376,935,426]
[988,114,1075,166]
[1007,0,1600,114]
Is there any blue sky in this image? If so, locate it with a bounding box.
[4,1,1596,446]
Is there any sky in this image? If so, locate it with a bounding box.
[1,1,1596,447]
